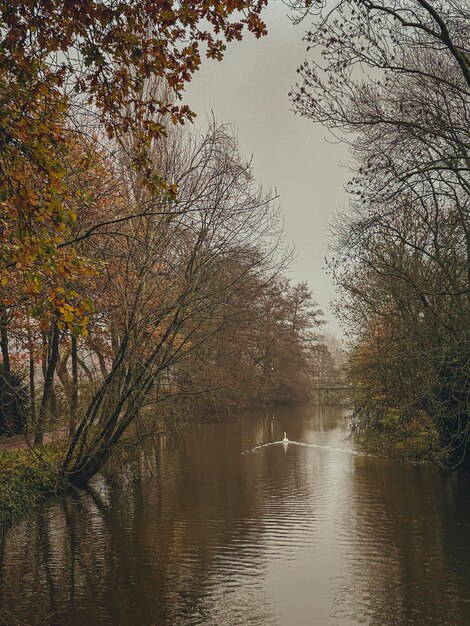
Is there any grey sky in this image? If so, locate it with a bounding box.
[185,2,349,335]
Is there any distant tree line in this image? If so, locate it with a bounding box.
[292,0,470,468]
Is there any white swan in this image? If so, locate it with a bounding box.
[282,432,289,443]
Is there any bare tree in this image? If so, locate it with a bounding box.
[60,121,285,486]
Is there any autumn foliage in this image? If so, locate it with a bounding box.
[0,0,269,324]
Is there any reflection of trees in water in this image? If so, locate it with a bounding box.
[333,459,470,625]
[0,411,291,625]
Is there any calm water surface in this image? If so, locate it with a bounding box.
[1,404,470,625]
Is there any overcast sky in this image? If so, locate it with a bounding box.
[185,2,350,335]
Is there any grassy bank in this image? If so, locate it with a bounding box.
[0,445,67,527]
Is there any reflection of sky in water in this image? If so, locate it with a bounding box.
[1,403,470,625]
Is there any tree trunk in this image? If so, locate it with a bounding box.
[34,322,60,446]
[70,336,78,436]
[0,309,11,378]
[56,347,72,408]
[27,325,36,433]
[0,307,13,434]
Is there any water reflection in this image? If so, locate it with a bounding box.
[1,404,470,625]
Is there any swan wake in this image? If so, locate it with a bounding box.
[242,439,371,457]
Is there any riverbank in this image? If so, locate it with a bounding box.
[355,420,442,466]
[0,445,67,527]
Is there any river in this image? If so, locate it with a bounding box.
[1,403,470,625]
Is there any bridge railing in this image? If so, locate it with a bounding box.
[311,380,352,391]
